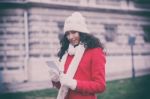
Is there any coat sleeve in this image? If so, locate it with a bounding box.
[76,48,106,94]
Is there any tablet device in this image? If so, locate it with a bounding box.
[46,61,59,72]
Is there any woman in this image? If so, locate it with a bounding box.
[49,12,106,99]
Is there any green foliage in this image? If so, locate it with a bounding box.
[0,75,150,99]
[0,88,58,99]
[134,0,150,4]
[98,75,150,99]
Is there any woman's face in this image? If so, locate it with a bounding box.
[66,31,80,46]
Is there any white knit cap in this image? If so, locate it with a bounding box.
[64,12,90,34]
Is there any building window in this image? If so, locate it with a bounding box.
[143,25,150,43]
[104,24,117,42]
[57,21,64,40]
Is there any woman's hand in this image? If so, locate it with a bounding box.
[49,69,60,82]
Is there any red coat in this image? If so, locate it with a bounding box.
[53,48,106,99]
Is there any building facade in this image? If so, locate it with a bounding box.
[0,0,150,92]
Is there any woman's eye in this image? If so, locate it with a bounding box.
[72,31,76,34]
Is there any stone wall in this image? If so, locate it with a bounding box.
[0,0,150,86]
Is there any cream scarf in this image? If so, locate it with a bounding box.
[57,44,85,99]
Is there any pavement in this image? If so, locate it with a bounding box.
[0,80,52,93]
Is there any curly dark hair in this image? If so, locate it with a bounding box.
[57,32,104,60]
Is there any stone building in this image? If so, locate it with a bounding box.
[0,0,150,92]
